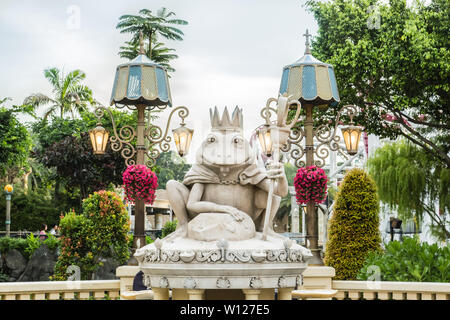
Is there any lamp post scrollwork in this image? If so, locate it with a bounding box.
[144,106,190,168]
[258,100,363,264]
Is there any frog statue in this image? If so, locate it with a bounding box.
[164,106,287,242]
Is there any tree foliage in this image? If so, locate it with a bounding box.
[119,40,178,72]
[368,140,449,240]
[23,68,93,120]
[0,188,67,231]
[116,7,188,71]
[0,104,32,181]
[153,151,191,189]
[306,0,450,167]
[32,110,137,201]
[325,168,382,280]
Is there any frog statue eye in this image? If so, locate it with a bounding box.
[233,137,243,144]
[207,136,216,143]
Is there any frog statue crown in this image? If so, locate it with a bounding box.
[210,106,243,132]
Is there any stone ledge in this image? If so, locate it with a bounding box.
[302,266,335,278]
[116,266,140,277]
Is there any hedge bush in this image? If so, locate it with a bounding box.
[0,188,79,232]
[24,233,60,258]
[0,237,28,257]
[0,234,59,259]
[324,168,382,280]
[52,191,130,280]
[161,220,178,238]
[357,237,450,282]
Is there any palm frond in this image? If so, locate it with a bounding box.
[62,70,86,96]
[23,93,55,107]
[44,68,61,92]
[43,104,59,120]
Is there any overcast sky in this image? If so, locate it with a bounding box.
[0,0,318,162]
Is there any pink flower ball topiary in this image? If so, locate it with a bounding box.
[122,165,158,205]
[294,165,328,205]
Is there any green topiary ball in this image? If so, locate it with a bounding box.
[324,168,382,280]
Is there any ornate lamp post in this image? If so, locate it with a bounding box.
[4,184,13,237]
[89,32,193,253]
[260,30,363,265]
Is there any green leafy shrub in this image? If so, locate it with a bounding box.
[357,237,450,282]
[0,271,9,282]
[52,210,92,280]
[52,191,130,280]
[44,234,60,252]
[0,233,59,260]
[324,168,382,280]
[24,233,60,258]
[161,220,177,238]
[0,237,27,257]
[24,233,41,258]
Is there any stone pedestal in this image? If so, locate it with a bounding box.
[116,266,140,294]
[296,266,335,300]
[134,232,312,300]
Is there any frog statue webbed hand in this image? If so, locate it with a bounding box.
[165,106,288,242]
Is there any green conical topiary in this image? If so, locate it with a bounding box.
[324,168,382,280]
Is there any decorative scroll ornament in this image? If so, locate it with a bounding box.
[143,275,152,288]
[138,247,307,264]
[216,277,231,289]
[93,106,136,166]
[282,104,361,168]
[159,277,169,288]
[296,275,303,287]
[250,277,263,289]
[278,276,288,288]
[144,105,189,168]
[184,277,197,289]
[93,104,189,168]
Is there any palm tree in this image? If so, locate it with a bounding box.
[23,67,93,120]
[119,39,178,72]
[116,7,187,68]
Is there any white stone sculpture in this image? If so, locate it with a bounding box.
[134,103,312,298]
[162,106,287,242]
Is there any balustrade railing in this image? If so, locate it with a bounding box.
[332,280,450,300]
[0,280,120,300]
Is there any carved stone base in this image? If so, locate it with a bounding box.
[134,232,312,299]
[135,232,312,265]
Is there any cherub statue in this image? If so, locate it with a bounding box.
[165,106,288,242]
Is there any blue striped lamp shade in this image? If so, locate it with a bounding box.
[110,54,172,107]
[279,53,340,107]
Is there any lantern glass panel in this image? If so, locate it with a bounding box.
[341,126,362,155]
[173,125,193,156]
[257,127,273,157]
[89,126,109,155]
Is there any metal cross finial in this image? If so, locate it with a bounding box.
[139,30,145,55]
[303,29,312,54]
